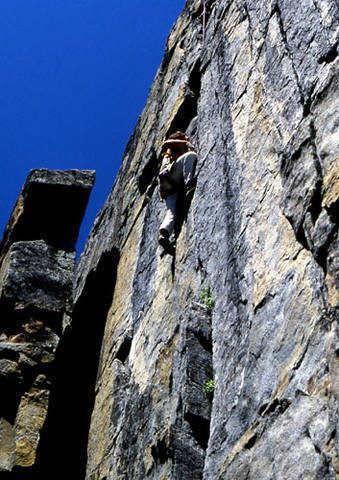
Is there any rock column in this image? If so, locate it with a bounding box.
[0,169,95,473]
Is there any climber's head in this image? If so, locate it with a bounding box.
[168,131,189,141]
[161,131,193,157]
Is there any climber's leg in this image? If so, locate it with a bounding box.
[178,151,198,199]
[174,151,197,193]
[159,192,177,241]
[182,151,197,184]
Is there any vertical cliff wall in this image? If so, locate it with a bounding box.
[71,0,338,479]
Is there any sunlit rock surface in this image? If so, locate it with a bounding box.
[69,1,338,479]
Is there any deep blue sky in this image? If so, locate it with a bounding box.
[0,0,184,256]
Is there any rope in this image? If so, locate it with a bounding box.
[202,0,207,45]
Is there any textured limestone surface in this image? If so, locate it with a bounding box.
[72,1,338,479]
[0,169,94,474]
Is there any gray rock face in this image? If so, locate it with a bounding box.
[0,241,74,315]
[71,1,338,479]
[0,169,94,474]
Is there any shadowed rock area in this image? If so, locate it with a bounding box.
[0,169,95,475]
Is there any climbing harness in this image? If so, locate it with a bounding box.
[202,0,207,45]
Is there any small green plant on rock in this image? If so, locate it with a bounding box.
[199,285,214,313]
[204,379,215,395]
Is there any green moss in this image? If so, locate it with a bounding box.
[199,285,214,313]
[204,379,215,395]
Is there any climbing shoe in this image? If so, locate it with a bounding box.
[159,229,170,249]
[159,228,170,238]
[159,229,175,254]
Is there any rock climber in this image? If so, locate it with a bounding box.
[158,131,198,250]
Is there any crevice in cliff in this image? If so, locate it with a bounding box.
[259,398,291,417]
[280,135,308,177]
[244,433,258,450]
[184,412,210,450]
[280,118,338,277]
[191,328,212,354]
[160,45,176,73]
[151,437,171,465]
[308,180,323,224]
[242,0,254,54]
[181,302,213,472]
[314,227,337,275]
[147,303,215,479]
[253,292,275,314]
[271,1,313,117]
[167,59,201,136]
[35,247,120,479]
[137,150,159,197]
[318,42,338,64]
[115,335,132,363]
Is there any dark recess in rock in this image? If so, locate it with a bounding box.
[244,434,257,450]
[151,437,170,465]
[191,328,212,353]
[259,398,292,417]
[318,42,338,64]
[0,383,21,425]
[167,59,201,135]
[35,247,120,479]
[116,335,132,363]
[137,150,159,196]
[160,45,175,73]
[308,180,323,224]
[184,412,210,450]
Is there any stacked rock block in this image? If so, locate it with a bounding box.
[0,169,95,473]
